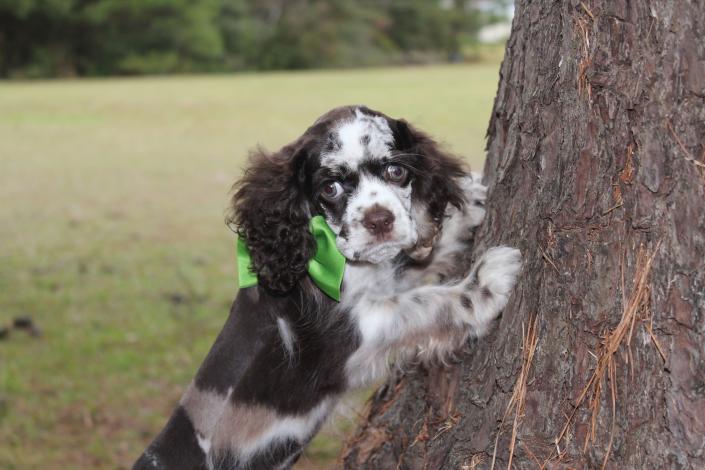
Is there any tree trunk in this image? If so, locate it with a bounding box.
[341,1,705,468]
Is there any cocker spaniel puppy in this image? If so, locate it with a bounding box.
[134,105,521,470]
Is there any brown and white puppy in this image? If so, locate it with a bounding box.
[134,105,521,470]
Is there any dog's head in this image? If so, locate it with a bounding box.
[230,105,467,294]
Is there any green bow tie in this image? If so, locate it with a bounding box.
[237,215,346,301]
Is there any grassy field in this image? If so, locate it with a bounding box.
[0,63,500,469]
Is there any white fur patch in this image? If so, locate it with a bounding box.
[336,175,417,263]
[143,450,160,468]
[197,435,212,454]
[277,317,296,357]
[339,262,401,387]
[321,108,394,168]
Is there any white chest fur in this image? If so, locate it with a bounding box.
[340,261,401,388]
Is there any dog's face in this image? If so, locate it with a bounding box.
[311,109,418,263]
[231,105,466,292]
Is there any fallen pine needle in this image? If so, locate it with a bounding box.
[580,1,595,19]
[667,121,705,169]
[538,245,560,274]
[602,203,623,216]
[551,241,662,469]
[644,319,667,363]
[491,314,540,470]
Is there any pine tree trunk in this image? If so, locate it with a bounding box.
[341,0,705,468]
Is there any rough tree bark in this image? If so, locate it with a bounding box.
[341,1,705,468]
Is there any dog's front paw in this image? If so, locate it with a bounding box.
[476,246,522,300]
[459,246,522,334]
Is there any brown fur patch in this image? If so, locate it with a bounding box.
[180,382,231,438]
[210,403,279,451]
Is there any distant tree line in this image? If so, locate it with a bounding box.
[0,0,510,78]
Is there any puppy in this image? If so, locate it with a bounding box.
[134,105,521,470]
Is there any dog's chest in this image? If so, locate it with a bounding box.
[339,262,398,304]
[338,262,401,388]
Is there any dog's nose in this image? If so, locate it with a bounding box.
[362,206,395,236]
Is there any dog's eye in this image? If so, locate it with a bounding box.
[320,181,344,201]
[385,164,407,183]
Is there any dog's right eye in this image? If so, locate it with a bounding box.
[320,181,344,202]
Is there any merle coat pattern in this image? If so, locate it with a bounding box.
[134,106,521,470]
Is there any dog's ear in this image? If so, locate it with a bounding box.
[389,118,467,222]
[228,139,316,295]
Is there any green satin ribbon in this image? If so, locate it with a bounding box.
[236,215,346,301]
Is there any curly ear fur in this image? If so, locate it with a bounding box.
[228,141,316,295]
[390,118,467,222]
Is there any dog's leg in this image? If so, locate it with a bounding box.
[402,173,487,287]
[437,172,487,248]
[347,246,521,385]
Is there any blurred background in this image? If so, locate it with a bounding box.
[0,1,512,468]
[1,0,511,78]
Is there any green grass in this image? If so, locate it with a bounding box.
[0,62,500,469]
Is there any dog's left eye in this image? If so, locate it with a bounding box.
[320,181,344,201]
[385,164,407,183]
